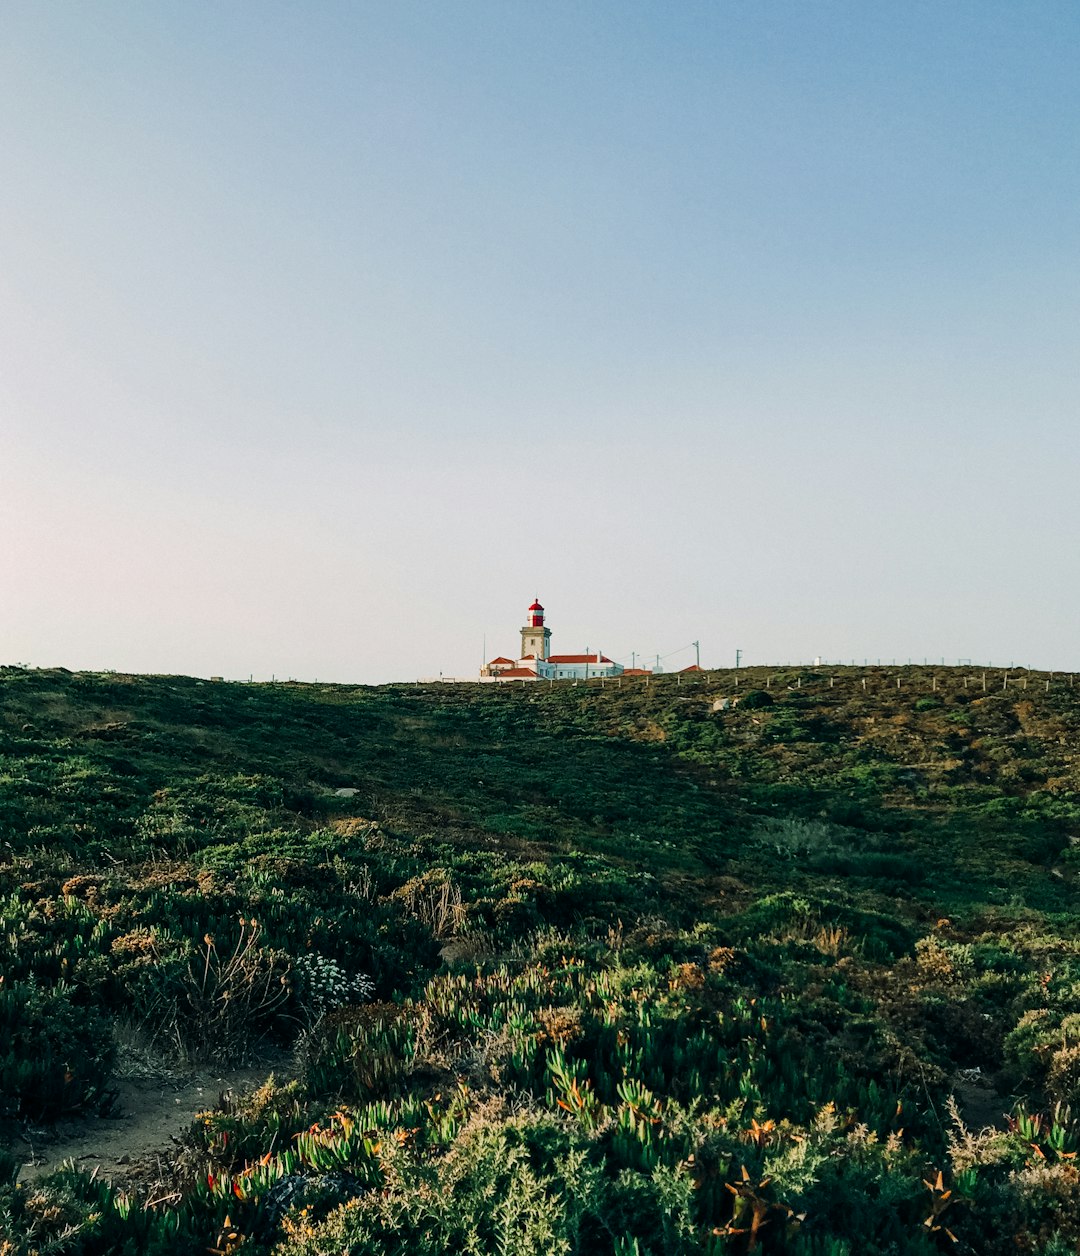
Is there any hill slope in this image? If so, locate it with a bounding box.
[2,665,1080,1254]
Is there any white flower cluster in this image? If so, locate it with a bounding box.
[293,951,374,1023]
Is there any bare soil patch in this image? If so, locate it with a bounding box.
[16,1058,286,1185]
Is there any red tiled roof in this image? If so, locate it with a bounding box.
[488,657,515,665]
[622,668,652,675]
[496,667,538,679]
[680,664,702,672]
[548,654,612,664]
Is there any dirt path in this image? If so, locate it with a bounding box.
[17,1062,281,1184]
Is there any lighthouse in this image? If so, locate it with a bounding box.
[479,598,627,681]
[520,598,551,661]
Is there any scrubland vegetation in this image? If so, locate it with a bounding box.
[3,663,1080,1253]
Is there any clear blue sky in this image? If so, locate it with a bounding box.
[2,2,1078,680]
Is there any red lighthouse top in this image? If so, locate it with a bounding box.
[528,598,544,627]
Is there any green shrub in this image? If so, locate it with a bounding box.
[298,1003,419,1098]
[739,689,774,710]
[1047,1045,1080,1104]
[272,1115,685,1256]
[0,981,115,1118]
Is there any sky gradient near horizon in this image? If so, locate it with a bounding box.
[2,2,1078,681]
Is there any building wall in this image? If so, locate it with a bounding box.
[479,661,623,682]
[546,660,623,680]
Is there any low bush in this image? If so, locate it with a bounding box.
[0,981,115,1118]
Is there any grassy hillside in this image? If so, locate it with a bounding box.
[3,664,1080,1254]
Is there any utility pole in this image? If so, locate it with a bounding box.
[735,649,742,670]
[693,640,700,669]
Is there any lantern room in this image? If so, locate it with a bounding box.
[528,599,545,628]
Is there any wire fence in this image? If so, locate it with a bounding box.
[467,663,1078,695]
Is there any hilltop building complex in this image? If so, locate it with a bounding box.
[480,600,643,682]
